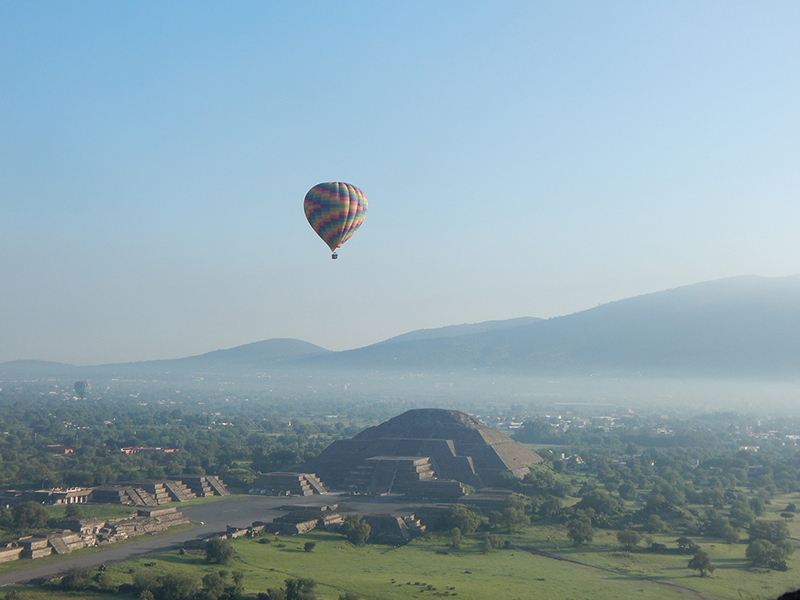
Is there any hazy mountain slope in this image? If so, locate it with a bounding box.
[101,338,331,374]
[0,360,81,379]
[304,276,800,377]
[4,276,800,380]
[378,317,542,344]
[0,339,331,380]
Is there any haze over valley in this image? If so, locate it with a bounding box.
[4,275,800,415]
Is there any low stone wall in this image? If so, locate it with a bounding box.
[0,547,22,563]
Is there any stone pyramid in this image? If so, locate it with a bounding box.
[302,408,542,491]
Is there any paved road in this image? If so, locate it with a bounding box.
[0,493,419,588]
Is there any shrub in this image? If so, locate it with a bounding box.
[60,566,93,591]
[617,529,641,550]
[205,537,235,564]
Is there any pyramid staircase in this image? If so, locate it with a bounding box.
[163,480,196,502]
[205,476,230,496]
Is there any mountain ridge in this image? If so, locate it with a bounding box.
[2,275,799,379]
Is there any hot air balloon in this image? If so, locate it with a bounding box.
[74,380,90,399]
[303,182,367,259]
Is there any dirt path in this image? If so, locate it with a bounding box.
[521,547,711,600]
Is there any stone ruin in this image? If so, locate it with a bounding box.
[302,408,542,493]
[361,514,426,545]
[0,507,188,564]
[90,476,229,507]
[262,504,345,535]
[249,472,327,496]
[221,504,426,546]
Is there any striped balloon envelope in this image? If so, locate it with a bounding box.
[303,182,367,258]
[74,380,90,399]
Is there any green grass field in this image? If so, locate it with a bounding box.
[7,494,800,600]
[58,531,692,600]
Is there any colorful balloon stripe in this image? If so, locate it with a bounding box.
[304,182,367,253]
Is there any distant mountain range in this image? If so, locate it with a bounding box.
[3,275,800,380]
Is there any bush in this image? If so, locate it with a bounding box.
[60,566,93,591]
[304,542,316,552]
[481,532,502,553]
[205,537,235,564]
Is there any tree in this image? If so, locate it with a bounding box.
[676,537,697,552]
[200,572,226,600]
[205,537,235,565]
[749,520,790,545]
[440,504,483,534]
[341,516,371,546]
[618,481,637,501]
[303,542,316,552]
[781,512,795,522]
[538,496,561,518]
[719,524,739,545]
[687,549,714,577]
[617,529,641,550]
[746,539,793,570]
[12,501,49,530]
[158,572,199,600]
[749,497,766,516]
[449,527,463,549]
[64,503,84,518]
[499,495,531,531]
[729,501,756,528]
[576,489,622,516]
[285,578,316,600]
[643,514,665,533]
[481,532,502,553]
[566,511,594,546]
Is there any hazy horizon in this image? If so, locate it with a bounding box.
[3,2,799,365]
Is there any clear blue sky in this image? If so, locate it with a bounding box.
[2,1,799,365]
